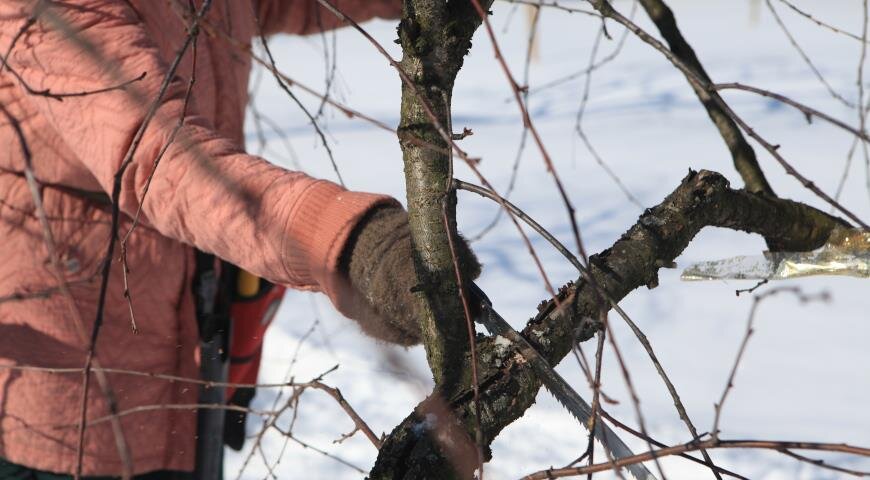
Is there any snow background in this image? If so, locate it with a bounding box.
[224,1,870,478]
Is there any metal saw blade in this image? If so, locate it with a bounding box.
[469,283,657,480]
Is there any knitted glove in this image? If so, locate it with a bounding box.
[340,205,481,345]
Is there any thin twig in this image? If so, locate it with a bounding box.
[500,0,601,17]
[574,10,643,208]
[711,287,830,440]
[776,0,868,43]
[589,0,868,228]
[520,439,870,479]
[600,313,668,479]
[249,3,345,186]
[468,0,593,265]
[74,1,214,475]
[779,449,870,477]
[308,382,382,449]
[597,410,749,480]
[860,0,870,206]
[765,0,855,109]
[470,0,543,242]
[714,83,870,143]
[527,15,633,97]
[0,102,134,480]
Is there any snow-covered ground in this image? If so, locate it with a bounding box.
[225,1,870,478]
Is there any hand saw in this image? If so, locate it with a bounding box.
[468,282,657,480]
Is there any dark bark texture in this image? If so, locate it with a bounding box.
[369,170,848,479]
[370,1,852,478]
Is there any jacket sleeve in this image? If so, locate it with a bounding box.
[255,0,402,36]
[0,0,396,299]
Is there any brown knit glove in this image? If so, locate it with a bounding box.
[340,205,481,346]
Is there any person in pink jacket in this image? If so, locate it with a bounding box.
[0,0,479,477]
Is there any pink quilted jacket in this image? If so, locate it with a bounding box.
[0,0,400,475]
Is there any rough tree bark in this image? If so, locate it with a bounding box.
[396,0,493,401]
[370,169,849,479]
[368,1,854,479]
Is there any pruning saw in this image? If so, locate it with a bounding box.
[469,282,657,480]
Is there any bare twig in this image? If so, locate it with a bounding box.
[469,0,593,264]
[735,279,769,297]
[597,410,749,480]
[779,449,870,477]
[574,9,643,208]
[589,0,868,228]
[470,0,543,241]
[585,330,624,479]
[199,15,396,134]
[274,427,368,474]
[765,0,855,109]
[250,4,345,186]
[714,82,870,142]
[776,0,868,43]
[600,313,668,479]
[0,364,298,390]
[527,15,633,97]
[308,382,382,449]
[0,102,134,480]
[859,0,870,206]
[711,287,830,440]
[74,1,214,475]
[500,0,601,17]
[520,439,870,479]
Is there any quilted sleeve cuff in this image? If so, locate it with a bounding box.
[281,180,399,292]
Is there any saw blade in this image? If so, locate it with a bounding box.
[470,283,657,480]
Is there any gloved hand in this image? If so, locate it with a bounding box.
[340,205,481,346]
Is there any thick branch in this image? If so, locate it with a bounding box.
[370,170,849,479]
[378,3,494,477]
[396,1,489,393]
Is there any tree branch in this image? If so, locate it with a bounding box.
[636,0,774,196]
[396,0,490,391]
[371,169,850,479]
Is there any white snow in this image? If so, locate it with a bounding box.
[225,1,870,478]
